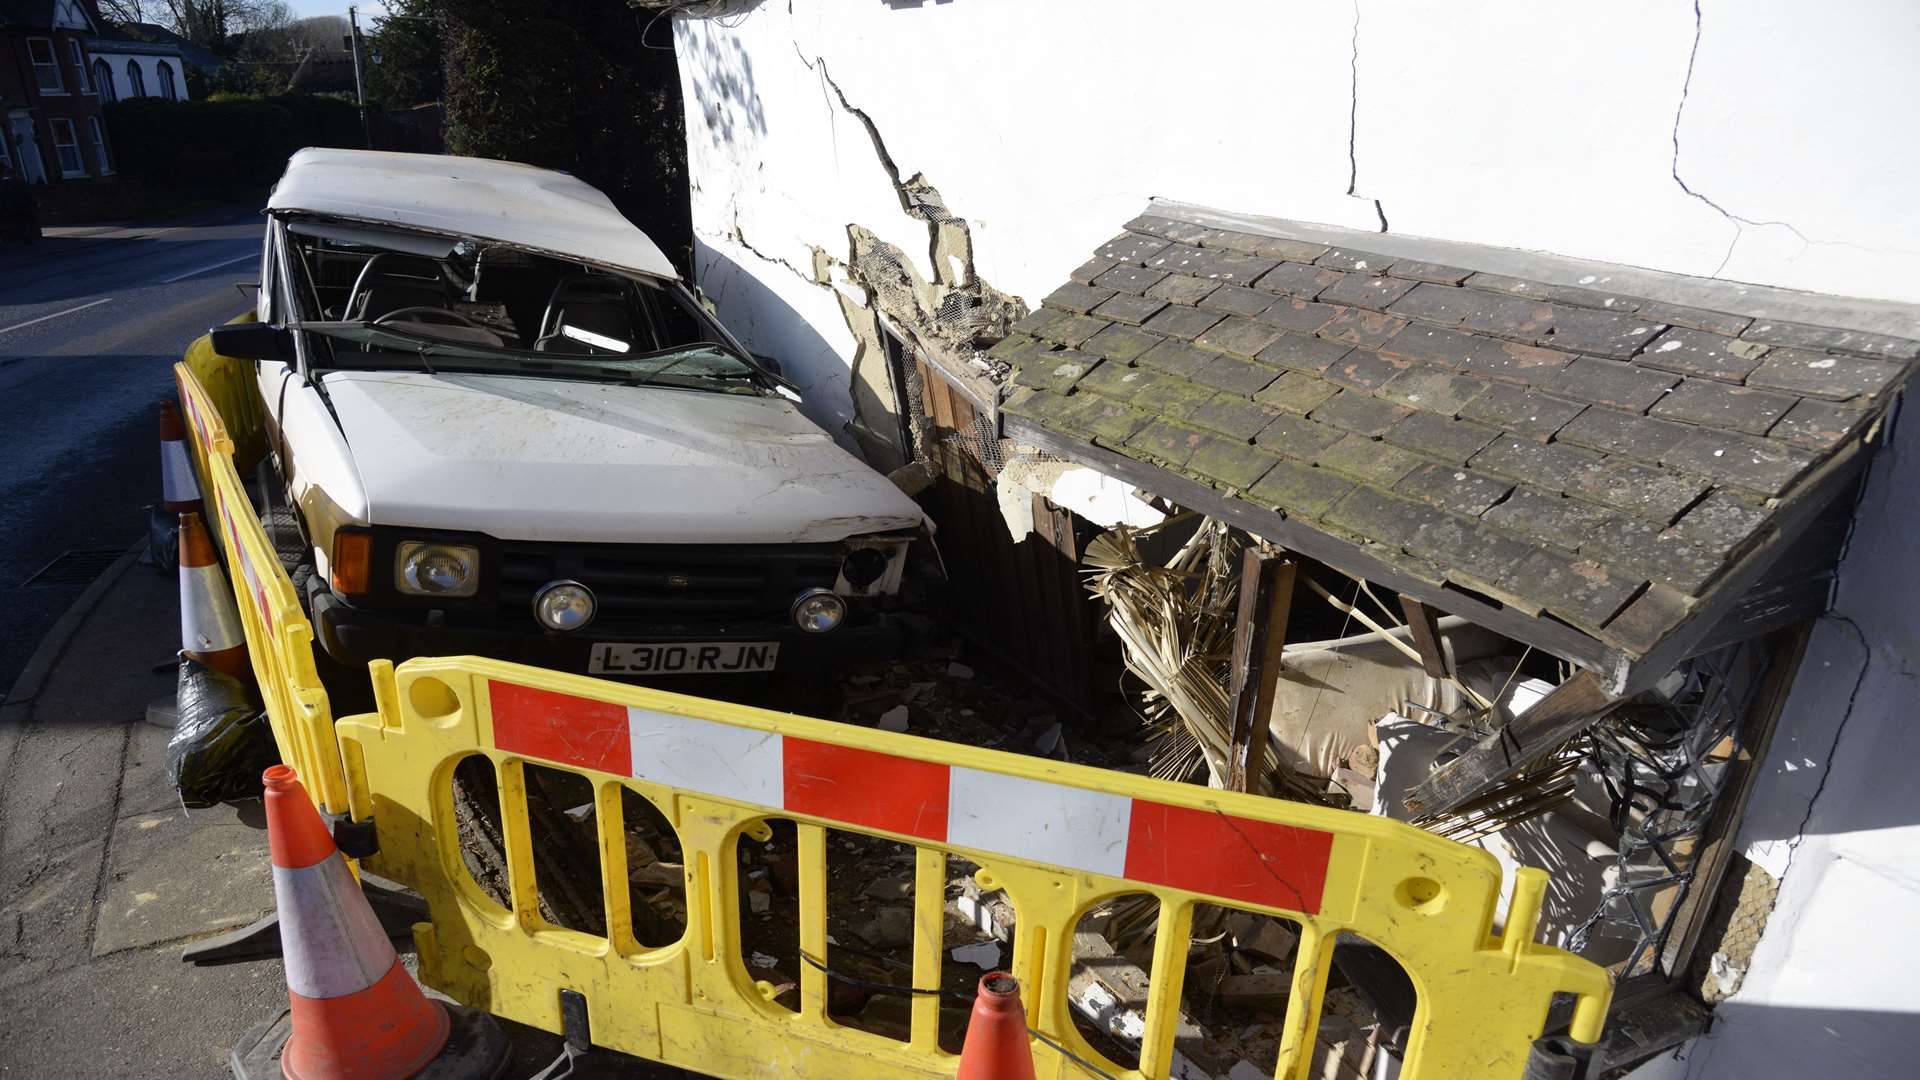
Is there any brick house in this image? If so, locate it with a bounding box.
[1,0,118,216]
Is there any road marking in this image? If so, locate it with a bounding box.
[0,297,114,336]
[160,252,255,284]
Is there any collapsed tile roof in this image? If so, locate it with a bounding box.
[997,205,1919,693]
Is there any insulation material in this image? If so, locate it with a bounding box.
[994,454,1164,541]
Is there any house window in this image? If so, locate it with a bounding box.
[126,59,146,97]
[94,59,113,102]
[88,116,111,175]
[28,38,65,93]
[49,118,85,177]
[69,39,91,92]
[157,60,178,101]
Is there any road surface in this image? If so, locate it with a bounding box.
[0,213,264,693]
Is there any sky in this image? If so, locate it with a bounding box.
[285,0,392,20]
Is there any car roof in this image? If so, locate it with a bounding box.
[267,148,679,281]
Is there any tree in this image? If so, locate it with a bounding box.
[94,0,159,25]
[365,0,445,110]
[160,0,292,55]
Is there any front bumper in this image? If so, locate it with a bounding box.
[311,591,907,675]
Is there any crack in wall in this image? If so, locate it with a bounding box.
[1672,0,1813,275]
[1344,0,1389,233]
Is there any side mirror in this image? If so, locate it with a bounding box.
[752,351,783,376]
[209,322,291,361]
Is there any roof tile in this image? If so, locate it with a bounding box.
[1310,391,1412,436]
[1057,392,1154,443]
[1740,320,1920,361]
[1672,490,1771,557]
[1544,307,1665,358]
[1188,439,1283,489]
[1135,340,1219,378]
[1386,282,1477,325]
[1030,309,1109,348]
[1248,461,1358,519]
[1252,411,1347,461]
[1139,304,1223,340]
[1324,349,1414,391]
[1649,379,1797,434]
[1635,327,1768,381]
[1125,419,1213,468]
[1458,384,1584,441]
[1564,458,1710,523]
[1045,282,1117,314]
[1455,291,1557,339]
[1191,354,1283,395]
[1482,487,1615,551]
[1633,302,1753,338]
[1548,356,1680,411]
[1314,433,1429,487]
[1196,316,1286,359]
[1146,245,1278,284]
[1011,348,1101,392]
[1325,486,1449,545]
[1175,392,1281,441]
[1146,274,1220,305]
[1316,272,1418,311]
[1256,333,1356,374]
[1456,339,1578,384]
[1071,256,1122,284]
[1599,584,1695,657]
[1091,294,1168,326]
[1395,462,1513,517]
[1377,365,1492,415]
[1386,260,1472,285]
[1506,549,1642,631]
[1253,261,1343,298]
[1554,406,1696,462]
[1094,264,1168,293]
[1382,411,1501,463]
[1314,248,1394,273]
[1096,233,1171,262]
[1084,322,1164,363]
[1407,515,1538,590]
[1253,371,1343,414]
[1317,306,1409,349]
[1464,272,1644,313]
[1255,297,1343,334]
[1197,284,1276,318]
[1581,518,1727,595]
[1662,429,1814,496]
[1469,436,1605,493]
[1768,397,1869,450]
[1745,347,1906,401]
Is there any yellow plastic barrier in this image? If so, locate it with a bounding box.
[337,657,1612,1079]
[175,357,350,817]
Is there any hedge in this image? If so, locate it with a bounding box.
[103,94,361,190]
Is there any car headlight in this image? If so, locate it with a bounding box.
[396,541,480,597]
[791,588,846,633]
[533,580,596,632]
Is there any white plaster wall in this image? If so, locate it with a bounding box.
[94,52,189,102]
[676,0,1920,437]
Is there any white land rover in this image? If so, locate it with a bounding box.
[213,149,926,678]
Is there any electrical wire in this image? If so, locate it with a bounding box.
[796,952,1119,1080]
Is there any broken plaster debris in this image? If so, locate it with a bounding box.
[950,940,1002,968]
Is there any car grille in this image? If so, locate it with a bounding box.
[496,541,843,626]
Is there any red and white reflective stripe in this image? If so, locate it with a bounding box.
[490,682,1335,914]
[274,853,400,999]
[181,561,244,651]
[161,437,200,508]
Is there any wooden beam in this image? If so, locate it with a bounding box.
[1402,669,1617,819]
[1225,549,1295,793]
[1399,595,1449,679]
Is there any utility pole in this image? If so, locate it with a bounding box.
[347,5,371,149]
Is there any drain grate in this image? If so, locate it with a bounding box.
[21,547,126,587]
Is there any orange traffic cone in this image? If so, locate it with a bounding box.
[178,511,250,680]
[159,401,203,514]
[266,765,451,1080]
[957,972,1037,1080]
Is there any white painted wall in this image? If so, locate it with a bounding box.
[676,4,1920,1076]
[92,52,189,103]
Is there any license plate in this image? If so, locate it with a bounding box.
[588,641,780,675]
